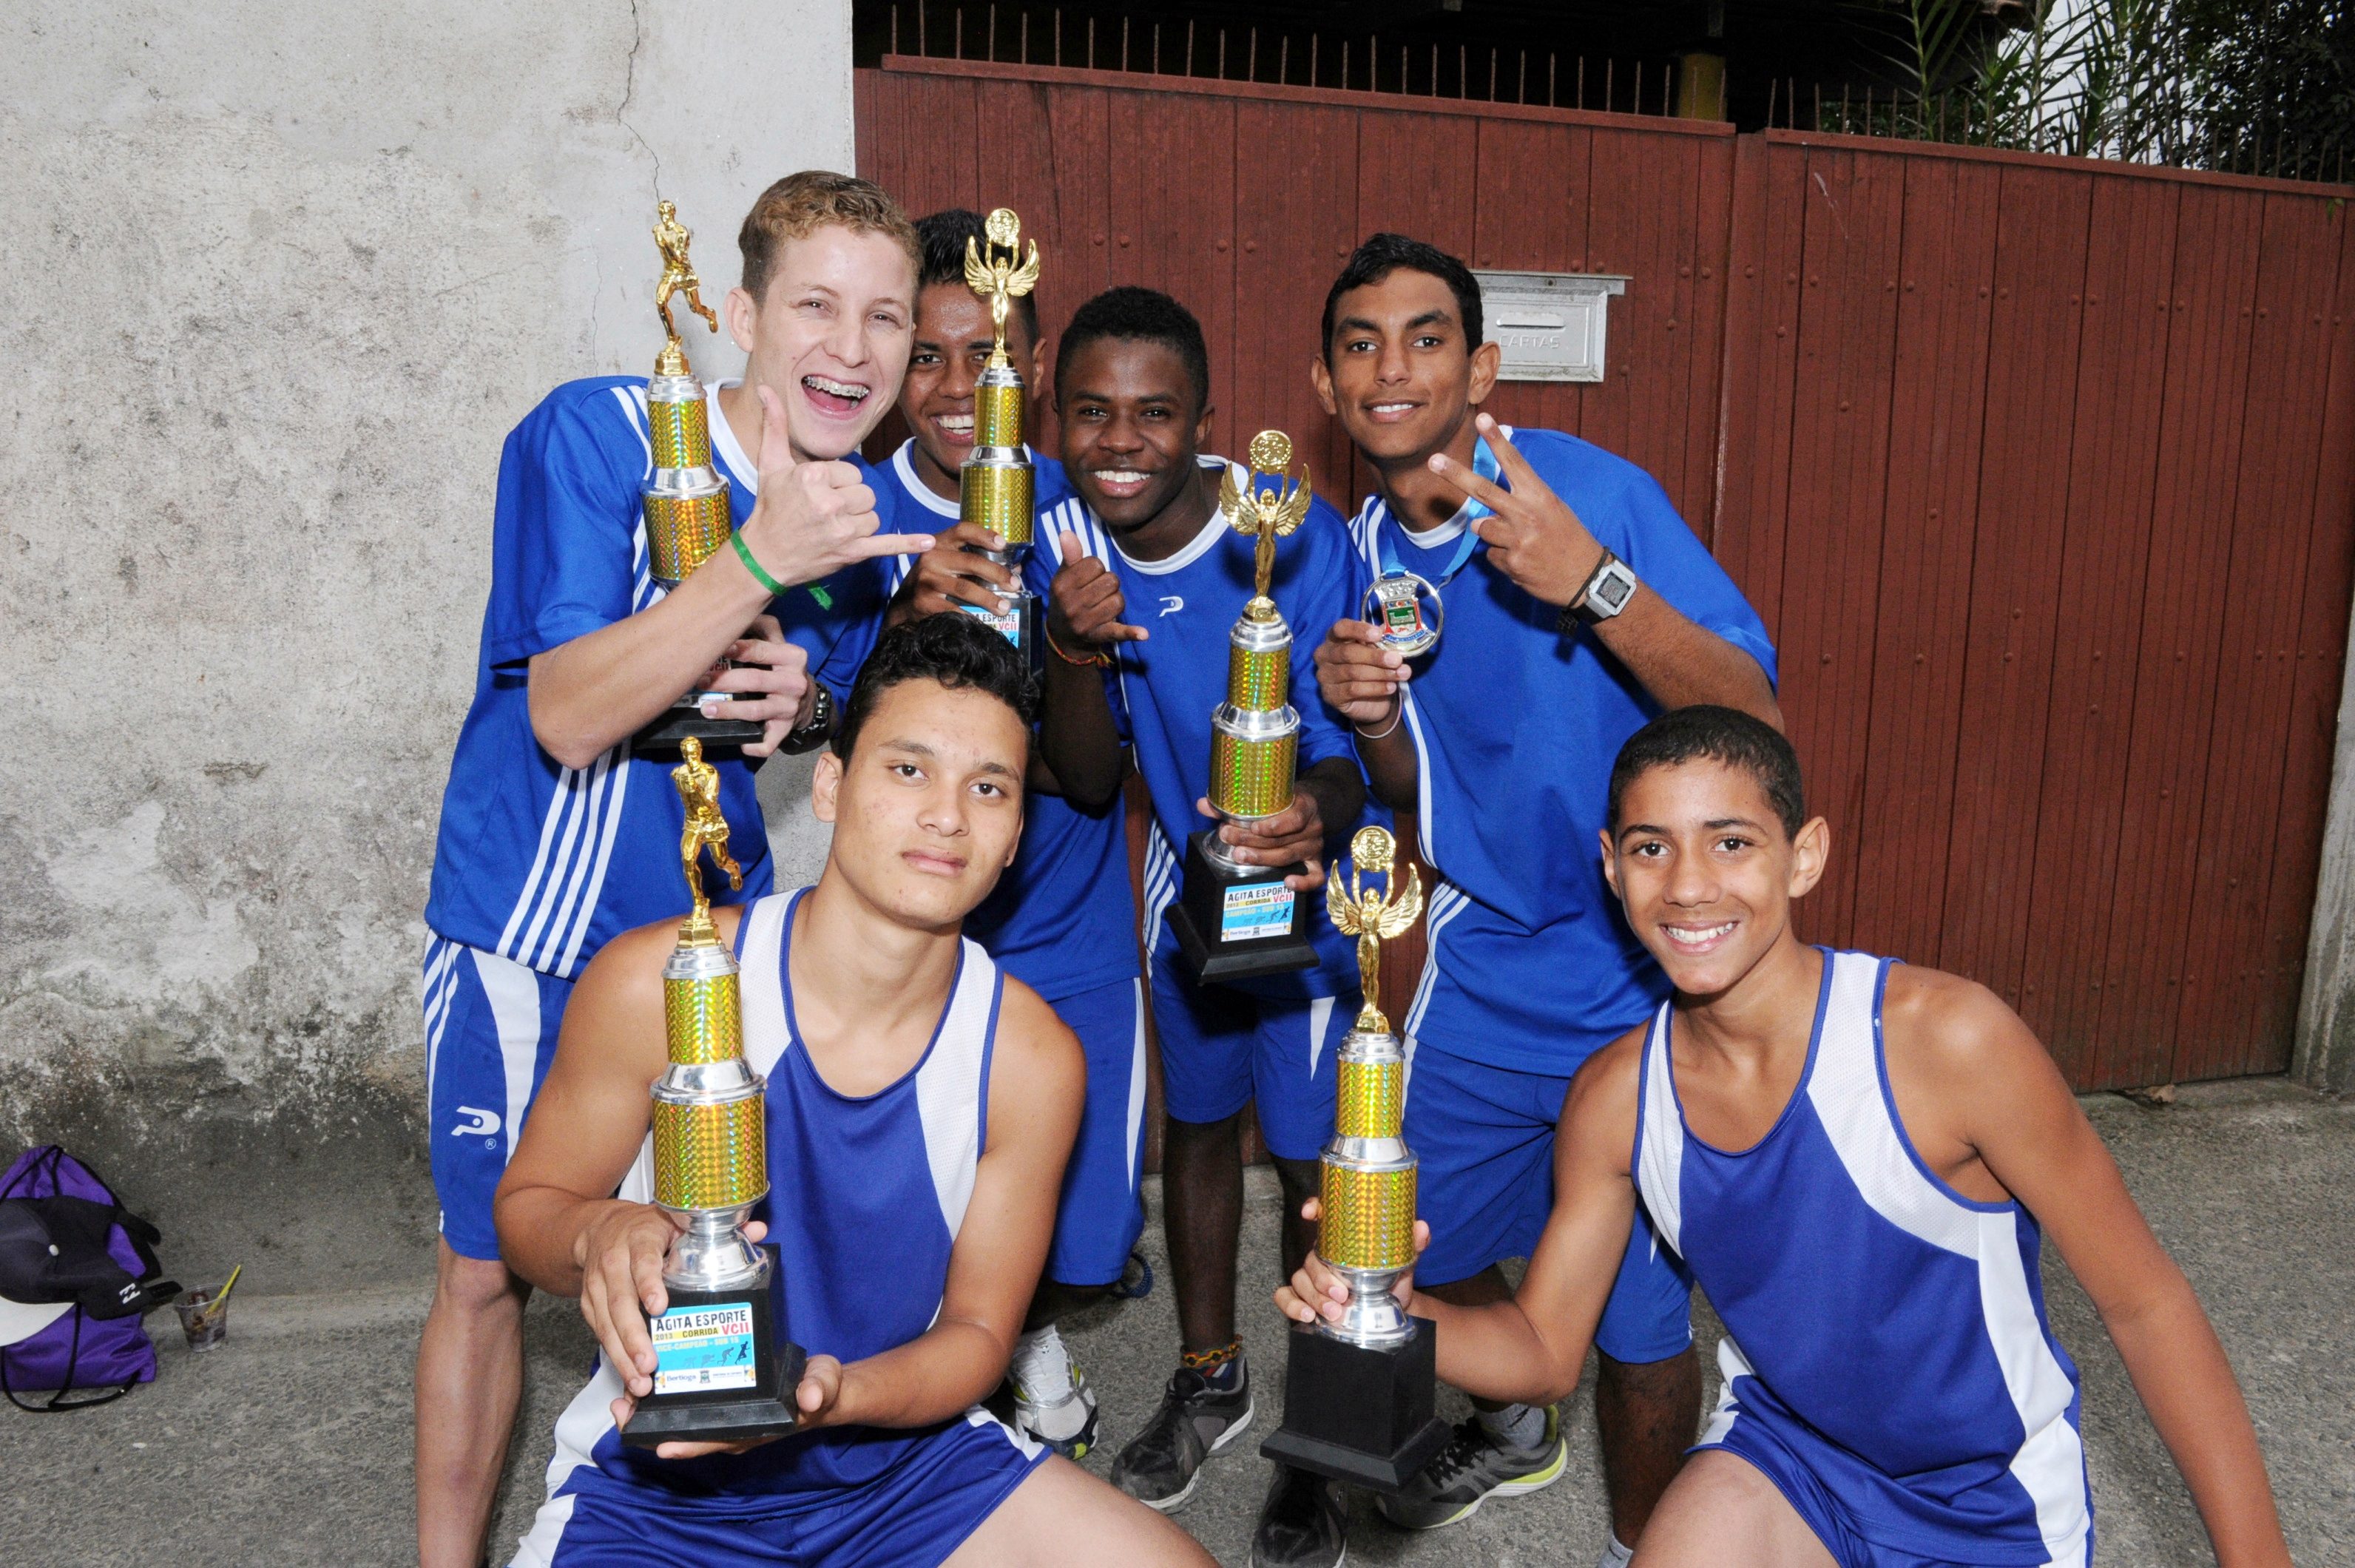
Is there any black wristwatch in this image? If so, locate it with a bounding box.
[1558,548,1640,632]
[780,683,835,754]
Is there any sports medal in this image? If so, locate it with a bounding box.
[1363,570,1442,657]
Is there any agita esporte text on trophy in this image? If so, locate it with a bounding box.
[633,202,764,755]
[957,206,1044,657]
[1166,430,1321,981]
[1261,825,1449,1489]
[621,737,806,1447]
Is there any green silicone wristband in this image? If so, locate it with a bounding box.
[730,530,785,595]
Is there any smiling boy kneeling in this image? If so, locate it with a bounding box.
[1279,706,2291,1568]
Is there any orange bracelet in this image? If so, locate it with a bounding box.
[1045,626,1112,668]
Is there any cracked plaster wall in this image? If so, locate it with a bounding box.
[0,3,854,1280]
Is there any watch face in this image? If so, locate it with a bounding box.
[1595,570,1635,612]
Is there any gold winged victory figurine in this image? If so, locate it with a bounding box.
[653,201,720,374]
[962,207,1041,367]
[672,737,744,934]
[1327,826,1424,1033]
[1218,430,1317,621]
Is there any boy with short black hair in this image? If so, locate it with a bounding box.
[1282,705,2292,1568]
[496,612,1212,1568]
[868,207,1148,1459]
[415,170,937,1568]
[1311,231,1779,1558]
[1036,285,1374,1568]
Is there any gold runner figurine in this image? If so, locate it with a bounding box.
[1326,826,1423,1033]
[672,737,743,937]
[653,200,719,374]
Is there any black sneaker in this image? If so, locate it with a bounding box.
[1109,1357,1257,1510]
[1251,1461,1347,1568]
[1376,1408,1567,1530]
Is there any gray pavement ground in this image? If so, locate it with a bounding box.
[2,1078,2348,1567]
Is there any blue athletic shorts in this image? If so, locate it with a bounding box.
[514,1410,1049,1567]
[1697,1415,2093,1568]
[1404,1035,1693,1365]
[424,935,571,1263]
[1146,926,1350,1162]
[1043,979,1149,1288]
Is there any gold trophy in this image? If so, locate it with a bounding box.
[1167,430,1320,982]
[956,207,1044,655]
[1262,825,1448,1489]
[621,737,805,1447]
[633,203,763,755]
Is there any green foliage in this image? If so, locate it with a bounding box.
[1858,0,2353,178]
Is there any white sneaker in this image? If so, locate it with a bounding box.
[1008,1325,1101,1458]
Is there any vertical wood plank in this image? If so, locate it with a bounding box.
[1845,155,2002,970]
[1773,146,1907,946]
[2175,192,2349,1078]
[1106,89,1238,455]
[2012,175,2180,1084]
[1470,117,1592,443]
[2094,184,2266,1083]
[1933,166,2093,1008]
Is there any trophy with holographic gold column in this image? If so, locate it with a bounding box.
[1262,825,1449,1489]
[632,202,765,755]
[956,207,1044,656]
[621,737,805,1447]
[1167,430,1321,981]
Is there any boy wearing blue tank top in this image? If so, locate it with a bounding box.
[1280,707,2291,1568]
[416,173,939,1568]
[494,616,1210,1568]
[861,209,1147,1461]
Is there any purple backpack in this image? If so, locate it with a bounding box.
[0,1146,178,1411]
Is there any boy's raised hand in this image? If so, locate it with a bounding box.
[1045,530,1147,651]
[737,383,936,587]
[1430,412,1606,609]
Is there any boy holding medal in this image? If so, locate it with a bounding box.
[1309,234,1778,1563]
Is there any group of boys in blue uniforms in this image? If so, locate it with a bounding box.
[416,170,2293,1568]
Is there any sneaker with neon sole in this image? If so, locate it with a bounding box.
[1375,1408,1566,1530]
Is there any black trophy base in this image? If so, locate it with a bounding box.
[1167,829,1320,984]
[1260,1320,1449,1493]
[631,697,766,759]
[621,1249,807,1450]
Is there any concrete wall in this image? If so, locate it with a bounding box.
[0,2,851,1285]
[2296,587,2355,1098]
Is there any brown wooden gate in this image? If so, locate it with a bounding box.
[857,54,2355,1092]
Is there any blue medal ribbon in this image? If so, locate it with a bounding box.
[1376,434,1500,588]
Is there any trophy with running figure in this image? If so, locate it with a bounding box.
[1262,825,1448,1490]
[621,738,805,1447]
[633,201,764,755]
[1167,430,1320,981]
[957,206,1044,656]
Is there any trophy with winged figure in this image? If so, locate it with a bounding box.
[623,738,807,1446]
[956,207,1045,655]
[1167,430,1322,982]
[1262,825,1449,1490]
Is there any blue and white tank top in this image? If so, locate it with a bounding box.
[1635,950,2090,1564]
[538,887,1017,1512]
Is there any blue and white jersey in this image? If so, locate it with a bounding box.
[423,378,891,979]
[1043,462,1379,1001]
[543,888,1023,1510]
[828,443,1134,1002]
[1637,951,2091,1564]
[1349,427,1777,1072]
